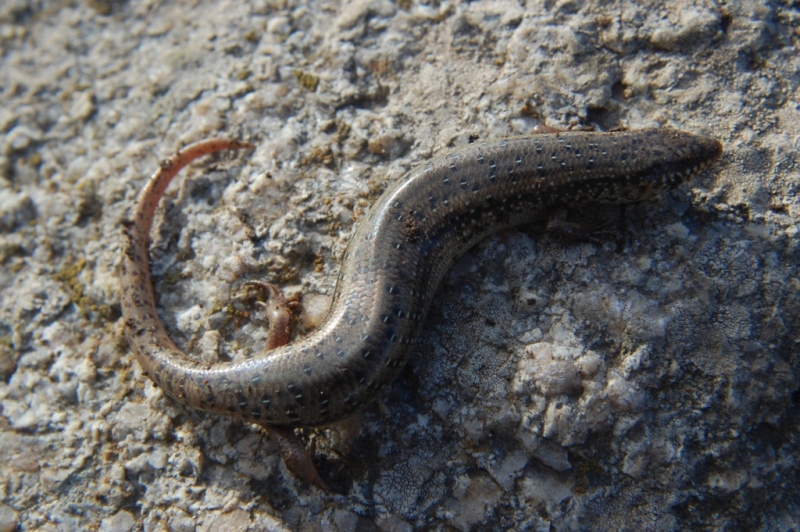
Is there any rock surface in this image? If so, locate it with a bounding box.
[1,0,798,529]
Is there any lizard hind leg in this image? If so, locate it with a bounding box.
[267,425,330,491]
[244,281,297,351]
[245,281,330,490]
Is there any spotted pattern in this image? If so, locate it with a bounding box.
[120,130,722,427]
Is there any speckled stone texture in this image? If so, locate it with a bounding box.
[1,0,798,530]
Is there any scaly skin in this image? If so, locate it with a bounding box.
[121,130,722,430]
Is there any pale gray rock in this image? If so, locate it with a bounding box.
[0,503,18,532]
[0,0,797,530]
[99,510,136,532]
